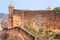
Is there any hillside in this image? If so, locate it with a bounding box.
[0,13,8,28]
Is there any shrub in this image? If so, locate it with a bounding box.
[54,34,60,39]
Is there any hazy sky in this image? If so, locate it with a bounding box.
[0,0,60,14]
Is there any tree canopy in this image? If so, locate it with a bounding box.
[53,7,60,11]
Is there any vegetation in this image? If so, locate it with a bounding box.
[23,19,60,40]
[24,20,38,35]
[54,33,60,39]
[53,7,60,11]
[38,28,44,36]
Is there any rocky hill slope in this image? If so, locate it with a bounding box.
[0,13,8,28]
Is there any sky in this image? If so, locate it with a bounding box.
[0,0,60,14]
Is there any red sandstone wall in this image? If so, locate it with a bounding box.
[13,10,60,31]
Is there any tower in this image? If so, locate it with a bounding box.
[47,6,51,10]
[8,4,14,29]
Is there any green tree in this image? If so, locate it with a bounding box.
[54,33,60,39]
[53,7,60,11]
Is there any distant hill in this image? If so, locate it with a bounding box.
[0,13,5,18]
[0,13,8,28]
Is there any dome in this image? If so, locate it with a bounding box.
[47,6,51,10]
[9,4,14,8]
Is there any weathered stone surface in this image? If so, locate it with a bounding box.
[7,27,35,40]
[8,5,60,40]
[8,8,60,32]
